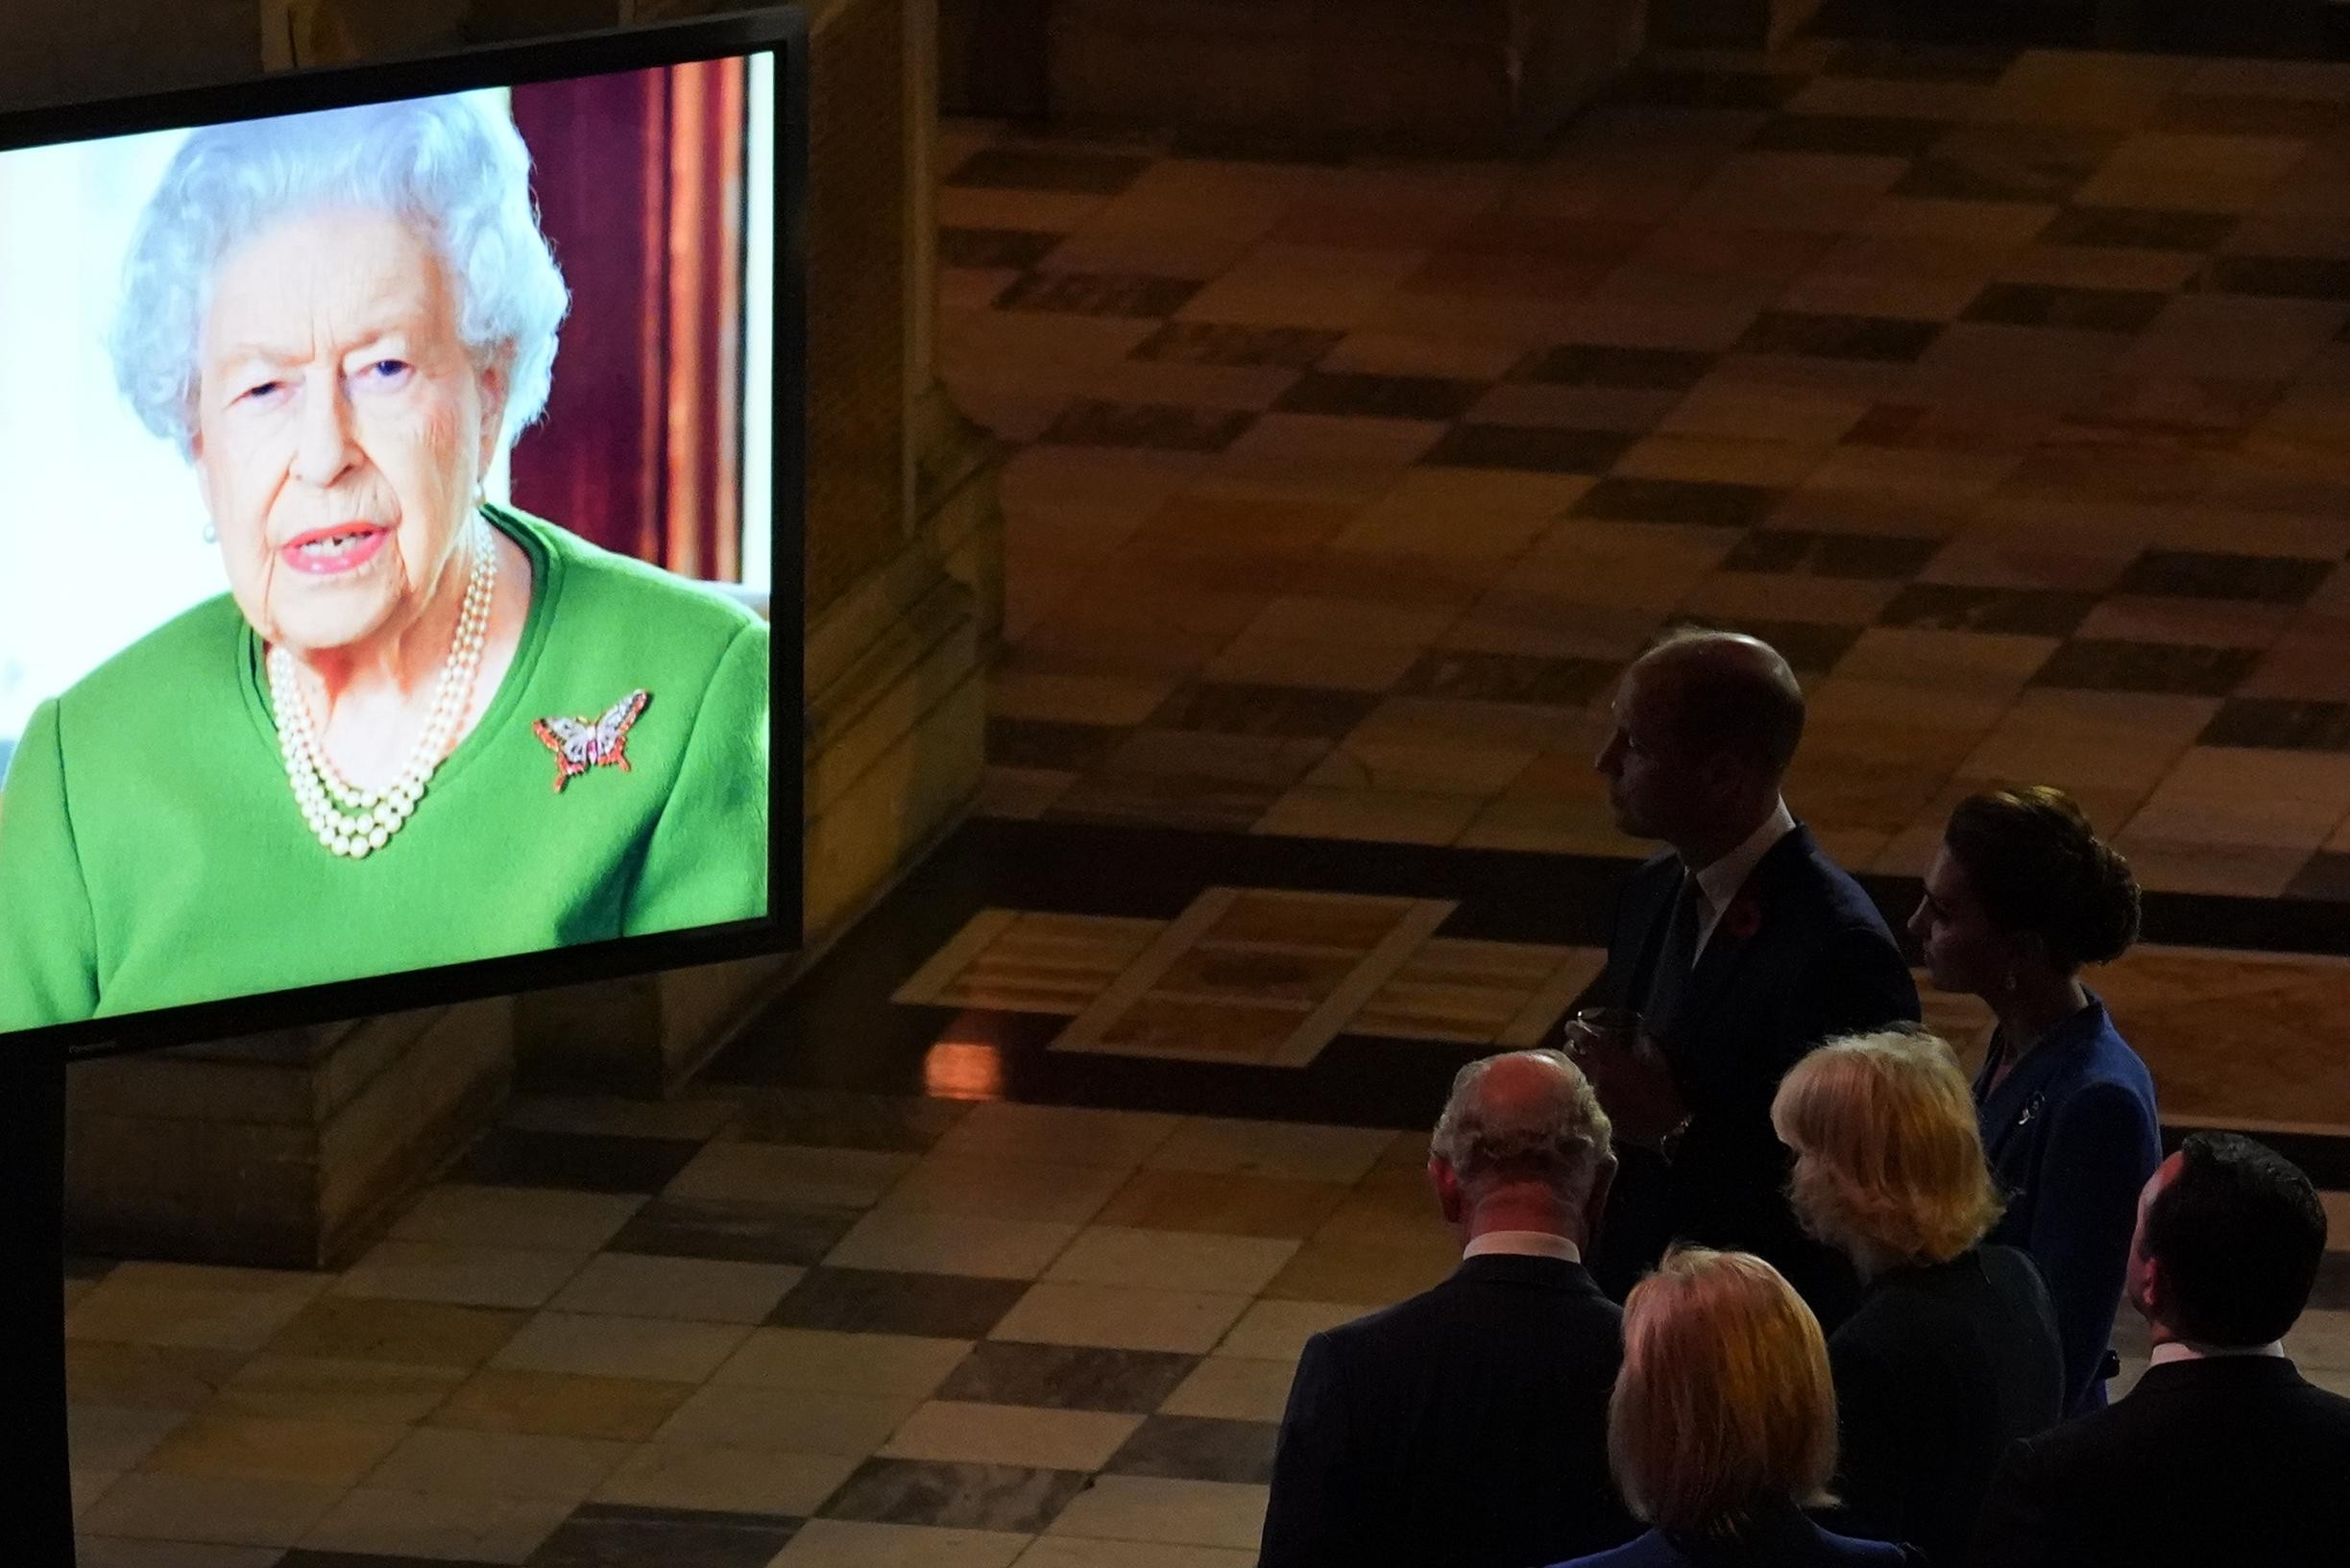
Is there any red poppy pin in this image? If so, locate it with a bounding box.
[1721,897,1763,943]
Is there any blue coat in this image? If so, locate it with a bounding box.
[1973,994,2160,1416]
[1547,1508,1921,1567]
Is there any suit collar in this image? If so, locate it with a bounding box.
[1450,1251,1605,1294]
[1974,992,2109,1127]
[1871,1247,1986,1292]
[1660,1496,1821,1563]
[1704,817,1820,918]
[1659,823,1819,1042]
[2149,1339,2287,1367]
[1463,1230,1582,1264]
[2128,1354,2308,1397]
[1688,798,1797,926]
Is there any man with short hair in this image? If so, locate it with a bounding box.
[1562,628,1919,1325]
[1971,1131,2350,1566]
[1258,1049,1637,1568]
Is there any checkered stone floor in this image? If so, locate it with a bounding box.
[61,807,2350,1563]
[63,1090,2350,1566]
[62,1098,1438,1565]
[944,41,2350,899]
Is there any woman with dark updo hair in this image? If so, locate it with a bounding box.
[1906,785,2160,1417]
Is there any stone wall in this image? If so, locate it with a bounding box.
[934,0,1839,147]
[1055,0,1647,156]
[0,0,256,110]
[937,0,1652,156]
[68,1000,513,1268]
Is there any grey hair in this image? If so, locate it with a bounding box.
[109,94,569,457]
[1430,1049,1613,1202]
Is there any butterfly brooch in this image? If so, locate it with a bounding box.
[533,689,650,793]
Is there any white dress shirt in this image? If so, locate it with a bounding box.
[1463,1230,1583,1263]
[2148,1339,2288,1366]
[1686,797,1797,960]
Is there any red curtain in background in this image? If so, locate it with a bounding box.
[508,60,746,580]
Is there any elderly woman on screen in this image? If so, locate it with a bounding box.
[0,96,768,1035]
[1542,1247,1923,1568]
[1773,1028,2063,1566]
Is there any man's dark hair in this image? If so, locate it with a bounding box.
[1641,626,1805,777]
[2143,1132,2327,1347]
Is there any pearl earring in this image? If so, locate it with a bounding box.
[202,520,217,543]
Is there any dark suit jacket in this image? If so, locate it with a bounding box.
[1569,825,1920,1325]
[1259,1251,1635,1568]
[1972,1356,2350,1567]
[1824,1246,2063,1566]
[1550,1503,1923,1567]
[1973,995,2159,1415]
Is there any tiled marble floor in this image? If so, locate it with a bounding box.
[941,41,2350,898]
[66,806,2350,1562]
[62,1089,2350,1566]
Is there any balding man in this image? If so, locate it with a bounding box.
[1560,627,1918,1327]
[1260,1050,1637,1568]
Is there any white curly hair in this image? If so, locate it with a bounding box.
[108,94,569,458]
[1430,1049,1613,1204]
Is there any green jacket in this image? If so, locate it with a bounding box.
[0,506,769,1036]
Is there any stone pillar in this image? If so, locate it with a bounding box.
[66,999,515,1268]
[499,0,1000,1097]
[937,0,1050,118]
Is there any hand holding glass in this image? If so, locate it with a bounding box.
[1564,1005,1642,1059]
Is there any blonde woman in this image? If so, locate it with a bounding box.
[1775,1030,2063,1565]
[1544,1248,1922,1567]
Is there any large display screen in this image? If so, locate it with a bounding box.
[0,15,805,1049]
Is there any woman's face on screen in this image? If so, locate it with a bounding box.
[190,205,506,659]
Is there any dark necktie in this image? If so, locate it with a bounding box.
[1642,870,1705,1030]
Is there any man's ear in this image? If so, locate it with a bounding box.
[1698,747,1751,804]
[1585,1154,1617,1241]
[1429,1155,1464,1227]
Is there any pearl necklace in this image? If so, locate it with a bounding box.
[268,517,497,859]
